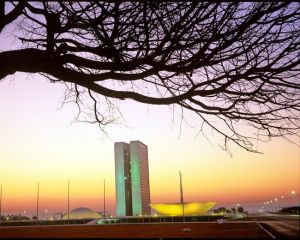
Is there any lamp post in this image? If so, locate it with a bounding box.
[290,190,296,208]
[274,198,278,213]
[279,195,284,211]
[281,195,284,206]
[236,203,240,214]
[270,200,273,212]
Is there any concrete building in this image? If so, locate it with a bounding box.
[62,207,100,220]
[130,141,151,216]
[114,141,151,216]
[150,202,216,216]
[114,142,132,216]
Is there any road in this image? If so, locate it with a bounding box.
[0,222,271,238]
[0,213,298,238]
[230,213,300,238]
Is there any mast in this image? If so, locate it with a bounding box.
[179,171,185,220]
[0,184,2,226]
[103,178,106,218]
[37,182,39,221]
[68,180,70,223]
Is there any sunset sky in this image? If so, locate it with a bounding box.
[0,12,299,218]
[0,72,299,217]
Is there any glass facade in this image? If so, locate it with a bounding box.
[114,141,151,217]
[130,141,151,216]
[114,142,132,216]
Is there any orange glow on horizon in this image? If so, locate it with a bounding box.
[0,75,299,215]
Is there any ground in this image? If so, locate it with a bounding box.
[0,213,298,238]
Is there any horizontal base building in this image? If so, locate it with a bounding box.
[150,202,216,216]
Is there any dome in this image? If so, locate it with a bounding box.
[150,202,216,216]
[62,207,101,220]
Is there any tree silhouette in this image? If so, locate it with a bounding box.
[0,2,299,153]
[237,206,245,214]
[231,208,237,214]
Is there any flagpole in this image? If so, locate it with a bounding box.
[68,180,70,224]
[0,184,2,226]
[179,171,185,221]
[37,182,39,222]
[103,178,106,219]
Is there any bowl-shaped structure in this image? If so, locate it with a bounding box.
[150,202,216,216]
[62,207,100,220]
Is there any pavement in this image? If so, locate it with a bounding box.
[229,213,300,238]
[0,222,272,238]
[259,221,299,238]
[0,213,298,238]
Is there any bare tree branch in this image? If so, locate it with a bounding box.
[0,2,299,153]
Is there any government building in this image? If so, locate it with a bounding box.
[114,141,151,216]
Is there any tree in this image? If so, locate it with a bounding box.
[231,208,237,214]
[212,207,226,214]
[237,206,245,213]
[226,209,232,214]
[0,2,299,153]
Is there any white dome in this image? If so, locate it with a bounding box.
[62,207,101,220]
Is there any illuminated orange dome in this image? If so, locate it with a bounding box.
[150,202,216,216]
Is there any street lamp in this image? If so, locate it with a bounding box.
[291,190,296,195]
[279,195,285,209]
[290,190,296,207]
[22,210,26,221]
[267,201,271,212]
[274,198,278,212]
[236,203,240,214]
[266,201,269,212]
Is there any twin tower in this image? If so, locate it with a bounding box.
[114,141,151,216]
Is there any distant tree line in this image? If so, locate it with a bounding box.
[212,206,247,215]
[278,206,300,215]
[0,214,30,221]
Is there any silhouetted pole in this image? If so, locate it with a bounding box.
[68,180,70,224]
[179,171,185,222]
[37,182,39,222]
[103,178,106,218]
[0,184,2,226]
